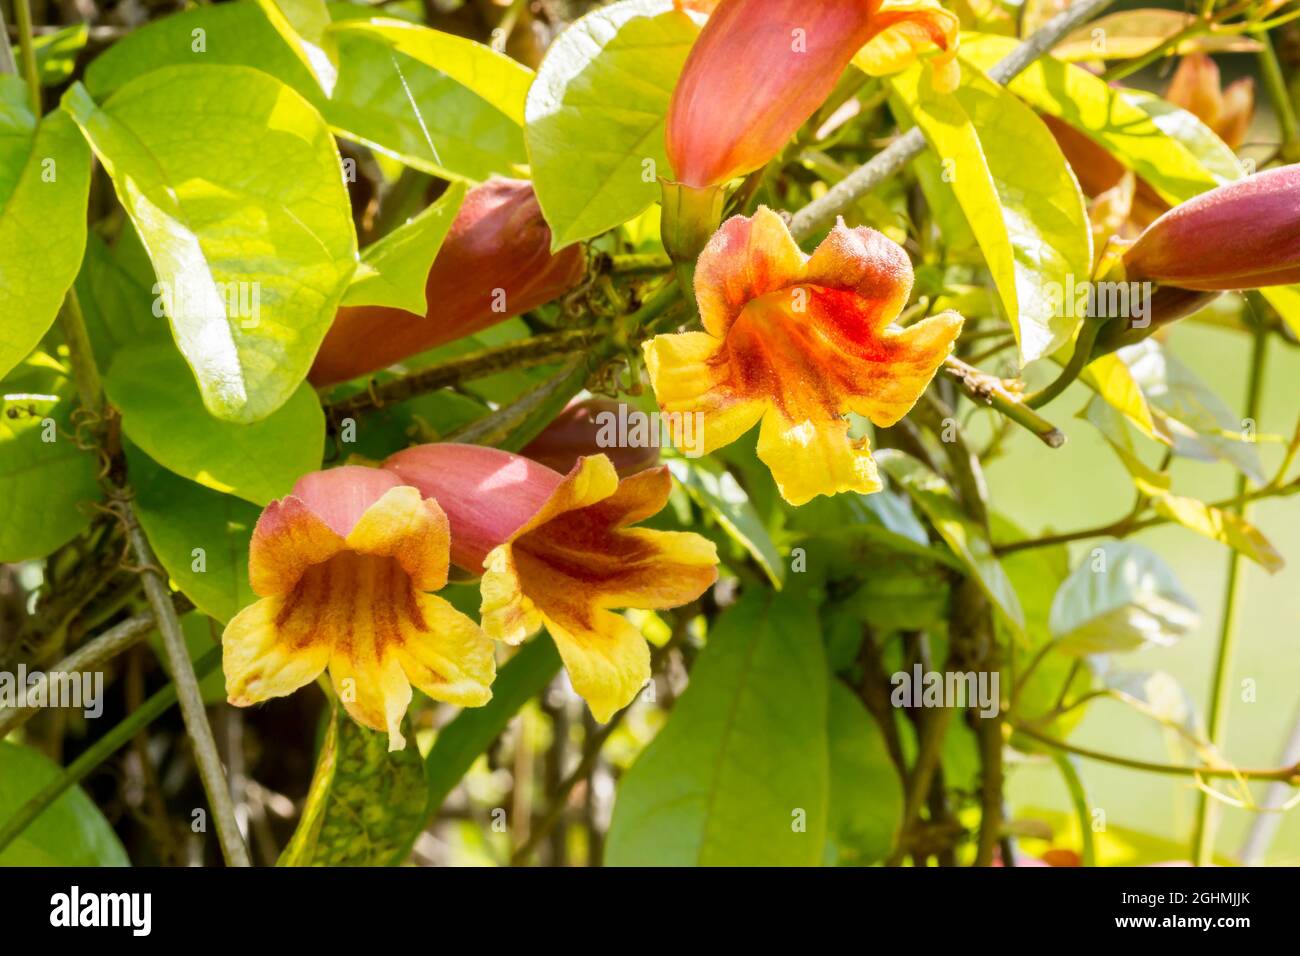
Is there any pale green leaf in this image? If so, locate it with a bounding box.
[127,443,260,625]
[16,22,90,86]
[1049,540,1199,655]
[1052,10,1259,62]
[0,77,91,380]
[606,588,829,866]
[83,3,526,184]
[106,343,324,505]
[1151,493,1284,573]
[342,180,466,312]
[63,67,357,423]
[526,0,702,249]
[667,458,784,589]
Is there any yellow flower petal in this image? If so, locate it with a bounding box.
[756,408,882,507]
[481,543,543,645]
[540,607,651,723]
[224,596,331,707]
[393,592,495,708]
[641,331,766,455]
[344,485,451,592]
[330,642,412,752]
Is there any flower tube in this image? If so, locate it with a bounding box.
[383,445,718,721]
[222,465,496,750]
[644,207,963,505]
[310,179,586,386]
[521,398,661,477]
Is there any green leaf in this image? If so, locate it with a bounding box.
[1052,10,1260,62]
[16,22,90,86]
[667,458,785,589]
[75,227,163,368]
[824,683,902,866]
[526,0,701,249]
[892,61,1092,363]
[63,67,357,423]
[0,77,91,380]
[342,180,466,312]
[0,353,99,562]
[1049,541,1199,655]
[84,3,527,184]
[1118,339,1265,483]
[0,741,129,866]
[330,18,534,125]
[1261,285,1300,341]
[961,33,1219,205]
[876,450,1025,637]
[280,702,426,866]
[606,588,829,866]
[1123,89,1243,184]
[107,343,324,505]
[255,0,339,96]
[127,443,259,625]
[1150,494,1284,573]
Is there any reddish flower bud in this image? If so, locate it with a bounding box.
[1123,165,1300,292]
[521,399,661,478]
[665,0,959,190]
[310,179,586,386]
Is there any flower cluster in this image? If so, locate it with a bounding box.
[226,0,969,745]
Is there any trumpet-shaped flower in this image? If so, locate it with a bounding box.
[666,0,959,191]
[643,207,962,505]
[383,445,718,722]
[222,465,496,751]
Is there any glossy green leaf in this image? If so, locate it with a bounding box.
[280,702,425,866]
[824,683,903,866]
[0,742,129,866]
[342,180,466,313]
[606,588,829,866]
[1049,540,1199,655]
[893,61,1091,363]
[526,0,701,249]
[255,0,339,97]
[63,67,357,423]
[961,34,1219,205]
[74,227,163,368]
[667,458,785,589]
[330,18,534,125]
[1123,89,1243,184]
[127,443,259,625]
[876,450,1025,638]
[0,77,91,380]
[84,3,527,184]
[0,354,99,562]
[106,343,324,505]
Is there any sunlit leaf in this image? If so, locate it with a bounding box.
[342,180,466,313]
[63,68,357,423]
[256,0,339,96]
[1049,540,1199,655]
[526,0,702,249]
